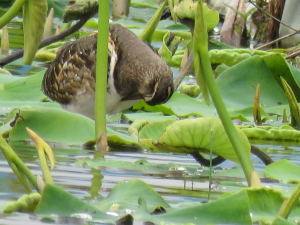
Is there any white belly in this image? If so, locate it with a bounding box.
[62,83,141,119]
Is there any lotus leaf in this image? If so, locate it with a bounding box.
[34,181,253,224]
[3,107,138,146]
[246,187,300,223]
[139,117,251,162]
[264,159,300,183]
[0,70,45,101]
[123,111,177,122]
[240,125,300,141]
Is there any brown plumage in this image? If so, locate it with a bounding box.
[42,24,174,119]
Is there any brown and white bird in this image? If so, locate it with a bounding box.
[42,24,174,119]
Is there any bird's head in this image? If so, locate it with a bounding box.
[142,74,174,106]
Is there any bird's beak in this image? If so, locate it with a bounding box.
[121,92,143,101]
[143,82,159,102]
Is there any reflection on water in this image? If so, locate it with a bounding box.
[1,141,300,224]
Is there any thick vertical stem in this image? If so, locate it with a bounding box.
[195,0,260,187]
[95,1,109,150]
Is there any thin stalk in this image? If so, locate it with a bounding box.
[95,0,109,150]
[195,0,260,187]
[208,130,213,200]
[26,128,55,185]
[139,0,167,43]
[0,135,37,192]
[0,0,26,29]
[278,183,300,219]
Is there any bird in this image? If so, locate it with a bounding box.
[42,24,174,119]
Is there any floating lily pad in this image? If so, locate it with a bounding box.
[32,180,300,224]
[246,187,300,223]
[3,107,138,146]
[35,184,111,219]
[34,181,252,224]
[0,71,45,101]
[240,125,300,142]
[123,111,177,122]
[138,117,251,162]
[216,55,288,109]
[264,159,300,183]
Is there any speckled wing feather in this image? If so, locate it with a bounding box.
[42,33,116,105]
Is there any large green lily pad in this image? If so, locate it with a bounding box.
[264,159,300,183]
[3,107,138,146]
[34,180,253,224]
[0,70,45,101]
[138,117,251,162]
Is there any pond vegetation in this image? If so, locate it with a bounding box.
[1,0,300,224]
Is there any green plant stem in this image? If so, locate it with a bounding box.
[0,136,37,192]
[37,148,54,184]
[208,130,213,200]
[95,1,109,143]
[139,0,167,43]
[278,183,300,219]
[0,0,27,29]
[195,0,260,187]
[26,128,55,185]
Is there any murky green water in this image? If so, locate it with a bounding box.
[0,140,300,224]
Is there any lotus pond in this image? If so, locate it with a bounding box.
[1,0,300,224]
[0,141,300,225]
